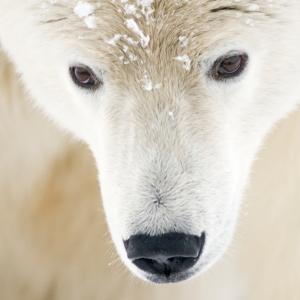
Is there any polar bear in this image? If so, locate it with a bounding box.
[0,0,300,286]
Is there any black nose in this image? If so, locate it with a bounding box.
[124,232,205,278]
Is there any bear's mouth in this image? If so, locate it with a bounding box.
[144,268,198,284]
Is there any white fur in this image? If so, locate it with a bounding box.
[0,0,300,282]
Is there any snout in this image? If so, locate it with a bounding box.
[124,232,205,283]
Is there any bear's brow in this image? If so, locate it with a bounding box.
[210,5,248,13]
[208,2,273,17]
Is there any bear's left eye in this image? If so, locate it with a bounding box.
[210,52,248,81]
[69,65,102,90]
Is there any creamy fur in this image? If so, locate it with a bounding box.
[0,0,300,287]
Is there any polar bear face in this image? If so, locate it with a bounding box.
[1,0,299,283]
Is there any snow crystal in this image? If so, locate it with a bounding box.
[137,0,154,22]
[124,4,137,15]
[245,18,255,26]
[178,36,189,48]
[248,4,260,12]
[140,74,161,91]
[74,1,95,18]
[106,34,122,45]
[84,16,97,28]
[141,74,153,91]
[137,0,153,7]
[125,18,150,48]
[123,35,138,45]
[175,55,191,71]
[128,53,138,62]
[106,34,138,46]
[168,111,175,120]
[74,1,97,29]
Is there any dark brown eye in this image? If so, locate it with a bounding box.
[211,52,248,81]
[70,65,102,90]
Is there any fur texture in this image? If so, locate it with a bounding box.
[0,0,300,290]
[1,48,300,300]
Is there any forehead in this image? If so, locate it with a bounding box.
[37,0,278,90]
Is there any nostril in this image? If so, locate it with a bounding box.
[124,232,205,277]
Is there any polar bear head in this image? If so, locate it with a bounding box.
[0,0,299,283]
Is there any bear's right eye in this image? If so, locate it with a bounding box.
[69,65,103,90]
